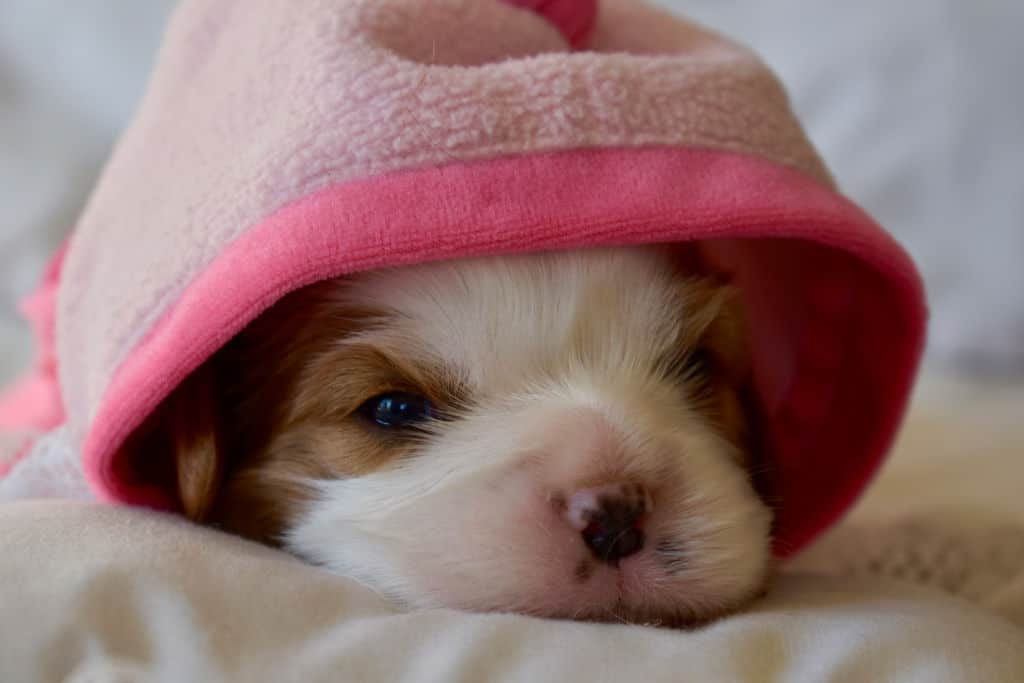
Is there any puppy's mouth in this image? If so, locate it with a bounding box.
[578,597,746,630]
[575,543,773,628]
[552,551,753,629]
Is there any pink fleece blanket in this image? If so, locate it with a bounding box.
[0,0,926,555]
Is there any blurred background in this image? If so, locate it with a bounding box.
[1,0,1022,386]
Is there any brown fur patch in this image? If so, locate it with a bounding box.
[121,279,464,543]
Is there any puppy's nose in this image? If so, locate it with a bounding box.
[565,484,651,567]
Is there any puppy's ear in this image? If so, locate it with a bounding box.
[122,362,226,522]
[667,244,750,380]
[168,363,226,522]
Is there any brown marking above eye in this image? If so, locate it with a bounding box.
[247,330,464,468]
[296,342,470,434]
[288,343,427,423]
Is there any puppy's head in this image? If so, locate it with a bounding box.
[129,247,772,625]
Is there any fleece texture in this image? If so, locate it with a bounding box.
[0,0,926,555]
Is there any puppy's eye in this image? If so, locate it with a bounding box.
[358,392,434,429]
[663,347,714,383]
[685,348,713,377]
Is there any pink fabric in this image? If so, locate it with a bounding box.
[0,246,67,475]
[80,148,925,557]
[55,0,830,450]
[0,0,926,558]
[504,0,598,48]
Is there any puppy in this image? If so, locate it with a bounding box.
[126,245,772,625]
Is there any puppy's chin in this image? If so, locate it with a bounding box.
[161,246,773,624]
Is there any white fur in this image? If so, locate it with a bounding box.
[286,248,772,623]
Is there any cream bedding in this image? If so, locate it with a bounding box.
[2,376,1023,682]
[1,502,1021,683]
[788,376,1024,624]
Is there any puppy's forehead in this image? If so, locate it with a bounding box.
[345,249,691,387]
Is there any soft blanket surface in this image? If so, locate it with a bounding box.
[787,376,1024,627]
[2,501,1022,683]
[3,376,1024,682]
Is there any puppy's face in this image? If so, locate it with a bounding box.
[142,247,772,625]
